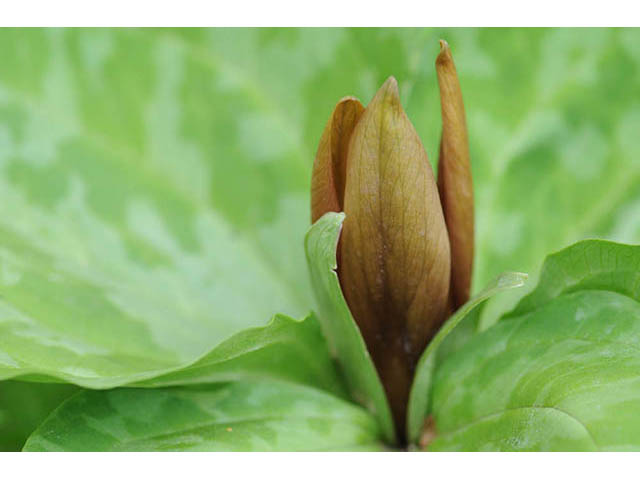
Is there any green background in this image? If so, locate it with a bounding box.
[1,28,640,450]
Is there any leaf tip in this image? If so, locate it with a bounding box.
[496,271,529,289]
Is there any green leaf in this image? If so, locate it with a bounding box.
[0,28,316,387]
[425,407,598,451]
[135,313,349,400]
[8,310,347,396]
[428,240,640,451]
[0,380,78,451]
[23,381,384,451]
[304,212,395,444]
[406,272,527,444]
[2,28,640,392]
[458,29,640,325]
[505,240,640,318]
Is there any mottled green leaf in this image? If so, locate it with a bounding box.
[0,380,78,451]
[427,407,598,451]
[406,272,527,444]
[2,28,640,456]
[462,28,640,323]
[5,310,346,394]
[0,28,317,387]
[428,240,640,451]
[2,28,640,392]
[304,212,395,444]
[23,381,384,451]
[135,313,348,399]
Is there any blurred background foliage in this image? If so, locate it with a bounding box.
[1,28,639,450]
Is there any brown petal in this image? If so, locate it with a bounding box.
[436,40,474,309]
[340,77,451,436]
[311,97,365,223]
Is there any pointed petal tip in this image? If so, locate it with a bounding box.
[381,76,399,93]
[373,76,400,106]
[436,39,452,66]
[384,75,398,86]
[367,76,402,111]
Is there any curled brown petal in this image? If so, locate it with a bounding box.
[340,77,451,437]
[436,39,474,309]
[311,97,365,223]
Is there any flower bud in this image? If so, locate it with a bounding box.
[436,40,474,309]
[310,43,473,439]
[311,77,451,436]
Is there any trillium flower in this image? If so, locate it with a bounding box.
[311,40,473,434]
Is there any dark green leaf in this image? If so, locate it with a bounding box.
[23,381,384,451]
[0,380,78,451]
[428,240,640,451]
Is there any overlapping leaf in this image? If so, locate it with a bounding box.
[135,313,348,399]
[305,213,395,443]
[406,271,527,444]
[23,381,383,451]
[427,241,640,451]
